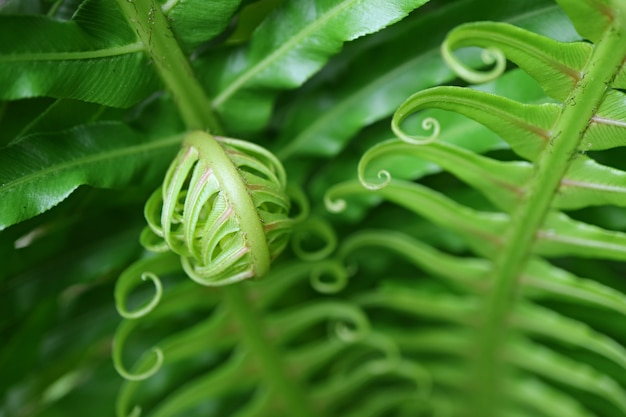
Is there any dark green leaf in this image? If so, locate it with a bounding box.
[273,0,576,159]
[163,0,241,52]
[201,0,430,134]
[0,0,159,107]
[0,122,180,230]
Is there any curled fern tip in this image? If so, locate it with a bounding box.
[145,131,293,286]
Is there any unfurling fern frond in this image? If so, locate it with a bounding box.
[111,132,430,417]
[111,131,296,413]
[327,0,626,415]
[111,254,433,417]
[113,130,293,348]
[142,131,292,286]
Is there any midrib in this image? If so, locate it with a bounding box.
[472,10,626,417]
[1,133,181,193]
[212,0,356,108]
[0,42,144,62]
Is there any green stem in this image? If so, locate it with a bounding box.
[474,14,626,417]
[115,0,222,133]
[117,1,309,414]
[223,285,316,417]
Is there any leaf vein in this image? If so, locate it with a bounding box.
[0,134,180,193]
[212,0,356,107]
[0,42,144,63]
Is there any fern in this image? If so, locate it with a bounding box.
[2,0,626,416]
[326,0,626,415]
[111,0,435,416]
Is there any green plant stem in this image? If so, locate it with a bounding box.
[115,0,222,133]
[223,285,315,417]
[474,16,626,417]
[116,1,309,413]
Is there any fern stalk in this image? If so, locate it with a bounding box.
[474,11,626,416]
[223,287,316,417]
[115,1,309,415]
[115,0,222,132]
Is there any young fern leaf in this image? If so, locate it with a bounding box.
[112,131,294,414]
[326,0,626,415]
[442,21,590,99]
[0,0,158,107]
[201,0,431,133]
[335,229,626,318]
[159,0,241,52]
[391,86,560,160]
[113,255,428,417]
[143,130,292,286]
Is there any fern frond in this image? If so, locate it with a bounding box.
[327,0,626,415]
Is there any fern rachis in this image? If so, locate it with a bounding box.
[328,0,626,415]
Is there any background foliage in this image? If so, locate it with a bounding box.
[1,0,625,416]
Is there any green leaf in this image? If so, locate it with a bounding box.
[0,98,55,146]
[0,0,159,107]
[162,0,241,52]
[4,0,626,416]
[145,354,250,417]
[357,139,530,212]
[337,229,489,291]
[524,259,626,317]
[225,0,287,45]
[339,3,626,415]
[442,21,591,99]
[513,303,626,371]
[538,211,626,261]
[357,287,476,325]
[586,90,626,150]
[509,339,626,414]
[558,156,626,209]
[201,0,430,133]
[274,0,575,159]
[306,68,548,216]
[15,99,124,141]
[555,0,625,43]
[0,122,180,230]
[326,179,507,256]
[0,0,43,15]
[392,86,560,161]
[513,377,596,417]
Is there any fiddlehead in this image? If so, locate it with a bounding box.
[114,252,180,319]
[112,321,165,382]
[390,116,441,148]
[291,217,337,261]
[144,131,293,286]
[441,34,506,84]
[113,131,295,402]
[309,260,350,294]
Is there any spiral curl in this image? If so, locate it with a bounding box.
[144,131,292,286]
[441,38,506,84]
[112,319,164,382]
[331,303,371,343]
[114,252,181,319]
[291,217,337,261]
[309,260,350,294]
[329,332,432,401]
[391,116,441,147]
